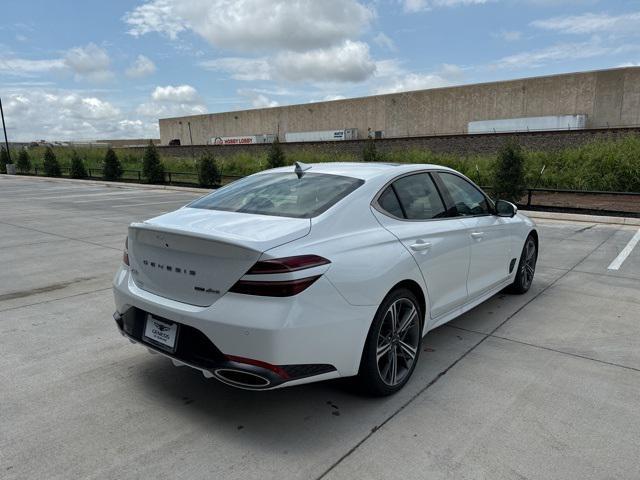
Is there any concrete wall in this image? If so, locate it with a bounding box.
[159,67,640,145]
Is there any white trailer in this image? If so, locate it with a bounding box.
[468,115,587,134]
[284,128,358,143]
[208,134,276,145]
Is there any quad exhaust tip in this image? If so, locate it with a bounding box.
[214,368,271,389]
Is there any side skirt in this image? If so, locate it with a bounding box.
[425,277,514,333]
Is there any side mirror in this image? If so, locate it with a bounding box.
[495,200,517,218]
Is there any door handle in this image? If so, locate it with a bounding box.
[410,240,432,251]
[471,231,485,240]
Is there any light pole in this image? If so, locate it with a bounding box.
[0,96,12,166]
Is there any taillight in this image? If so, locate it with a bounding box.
[123,237,129,266]
[229,275,321,297]
[229,255,330,297]
[246,255,330,274]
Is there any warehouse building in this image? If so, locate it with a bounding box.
[159,67,640,145]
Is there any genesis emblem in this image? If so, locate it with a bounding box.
[152,321,170,332]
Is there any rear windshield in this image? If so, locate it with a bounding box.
[188,172,364,218]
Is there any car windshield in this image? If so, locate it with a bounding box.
[188,172,364,218]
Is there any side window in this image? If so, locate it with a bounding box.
[392,173,447,220]
[377,186,404,218]
[439,172,491,216]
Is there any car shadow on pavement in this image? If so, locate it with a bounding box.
[128,315,489,457]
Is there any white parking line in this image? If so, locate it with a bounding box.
[607,228,640,271]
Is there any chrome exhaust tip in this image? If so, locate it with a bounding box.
[214,368,271,389]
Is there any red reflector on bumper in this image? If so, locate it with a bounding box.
[225,355,290,379]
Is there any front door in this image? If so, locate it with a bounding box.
[436,172,513,299]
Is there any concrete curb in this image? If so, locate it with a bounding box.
[6,174,211,194]
[521,210,640,226]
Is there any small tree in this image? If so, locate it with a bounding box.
[43,147,62,177]
[142,141,165,184]
[103,148,123,181]
[198,153,220,188]
[362,137,382,162]
[16,149,32,174]
[267,138,285,169]
[493,141,526,203]
[0,148,9,174]
[69,150,88,179]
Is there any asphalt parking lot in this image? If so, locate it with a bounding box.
[1,175,639,480]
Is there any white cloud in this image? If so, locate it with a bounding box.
[403,0,489,13]
[64,43,113,82]
[491,39,636,69]
[201,41,376,84]
[248,93,279,108]
[531,12,640,35]
[125,55,157,78]
[274,41,376,83]
[374,32,396,51]
[0,88,155,141]
[199,57,271,81]
[372,62,464,94]
[151,84,200,103]
[493,30,522,42]
[125,0,374,52]
[137,84,207,118]
[0,58,65,76]
[323,94,347,101]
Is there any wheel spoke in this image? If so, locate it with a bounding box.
[398,340,417,363]
[377,340,392,362]
[389,302,399,334]
[526,263,535,277]
[389,348,398,385]
[397,305,417,338]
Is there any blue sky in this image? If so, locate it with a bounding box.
[1,0,639,140]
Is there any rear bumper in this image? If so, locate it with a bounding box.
[112,266,377,388]
[113,308,336,389]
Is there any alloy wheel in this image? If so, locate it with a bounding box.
[522,238,537,289]
[376,298,420,386]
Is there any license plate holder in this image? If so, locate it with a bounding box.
[143,315,179,353]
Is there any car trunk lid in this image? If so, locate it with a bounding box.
[127,208,311,306]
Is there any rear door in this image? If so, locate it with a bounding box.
[435,171,513,299]
[372,172,471,320]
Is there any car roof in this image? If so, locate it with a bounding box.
[262,162,456,181]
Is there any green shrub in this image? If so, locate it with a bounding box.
[267,138,285,169]
[103,148,123,181]
[198,153,220,188]
[43,147,62,177]
[70,151,88,179]
[493,141,526,202]
[142,141,165,184]
[16,149,31,173]
[362,137,383,162]
[0,148,9,173]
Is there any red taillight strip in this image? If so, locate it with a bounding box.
[225,355,290,379]
[229,275,321,297]
[246,255,330,275]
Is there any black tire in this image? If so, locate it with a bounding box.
[506,234,537,294]
[357,288,423,396]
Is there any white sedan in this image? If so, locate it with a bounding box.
[113,162,538,395]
